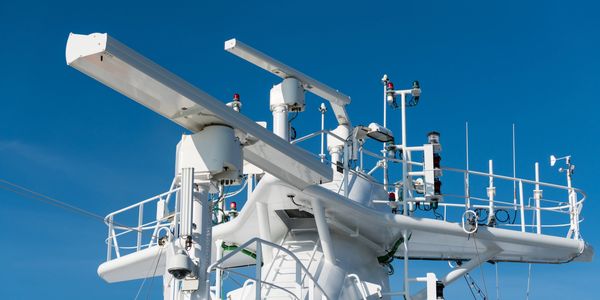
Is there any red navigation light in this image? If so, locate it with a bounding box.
[230,201,237,211]
[388,192,396,201]
[233,93,240,101]
[387,82,394,91]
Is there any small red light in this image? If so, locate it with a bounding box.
[388,192,396,201]
[233,93,240,101]
[230,201,237,210]
[387,82,394,90]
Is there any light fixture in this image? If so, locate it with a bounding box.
[366,123,394,143]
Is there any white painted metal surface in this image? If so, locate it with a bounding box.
[66,33,592,300]
[224,38,351,126]
[66,33,332,190]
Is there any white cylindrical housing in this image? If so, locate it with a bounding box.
[175,125,243,184]
[327,125,351,167]
[179,167,194,237]
[272,105,289,141]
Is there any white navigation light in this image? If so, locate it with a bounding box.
[550,155,557,167]
[224,38,351,126]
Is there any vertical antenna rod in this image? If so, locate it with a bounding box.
[465,122,471,209]
[512,124,517,209]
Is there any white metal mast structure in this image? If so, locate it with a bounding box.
[66,33,592,300]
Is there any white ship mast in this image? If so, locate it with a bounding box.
[65,32,592,300]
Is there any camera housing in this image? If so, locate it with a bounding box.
[167,249,192,280]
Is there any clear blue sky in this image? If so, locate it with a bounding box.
[0,0,598,299]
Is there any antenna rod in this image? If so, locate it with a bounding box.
[465,122,470,209]
[513,124,517,209]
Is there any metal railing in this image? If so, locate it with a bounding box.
[104,185,179,260]
[208,237,330,300]
[292,129,587,240]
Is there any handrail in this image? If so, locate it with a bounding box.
[207,237,331,300]
[103,186,180,260]
[104,187,180,225]
[443,166,587,197]
[220,268,300,300]
[293,128,586,238]
[347,274,368,299]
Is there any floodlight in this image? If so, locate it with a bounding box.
[550,155,557,167]
[366,123,394,143]
[224,38,351,126]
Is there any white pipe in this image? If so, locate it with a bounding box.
[330,149,342,170]
[180,168,194,237]
[465,122,470,209]
[512,124,517,209]
[383,81,387,128]
[272,105,289,141]
[403,230,411,300]
[214,239,224,300]
[401,92,409,216]
[383,83,389,191]
[320,106,326,162]
[401,92,407,148]
[343,144,349,198]
[256,202,273,263]
[255,243,262,299]
[311,199,335,263]
[247,175,254,201]
[412,249,500,300]
[566,162,578,239]
[487,160,495,224]
[519,180,526,232]
[534,163,542,235]
[192,182,211,300]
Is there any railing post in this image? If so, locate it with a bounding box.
[403,230,411,299]
[534,163,542,235]
[487,160,496,225]
[296,258,302,298]
[319,103,326,163]
[107,215,113,261]
[137,203,144,251]
[215,239,224,300]
[343,142,349,198]
[519,180,526,232]
[256,241,262,300]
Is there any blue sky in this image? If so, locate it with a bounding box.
[0,0,598,299]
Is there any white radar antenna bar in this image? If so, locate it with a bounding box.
[66,33,332,189]
[224,39,352,126]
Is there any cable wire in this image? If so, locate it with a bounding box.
[144,246,165,300]
[0,178,137,231]
[472,234,489,299]
[0,178,106,222]
[134,245,164,300]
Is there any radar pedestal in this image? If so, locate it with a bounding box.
[170,125,243,300]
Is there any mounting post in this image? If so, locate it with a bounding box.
[487,160,496,225]
[534,162,542,235]
[311,198,335,263]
